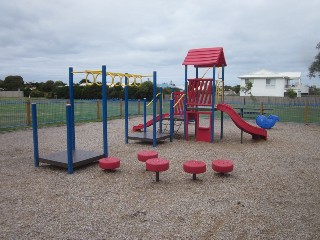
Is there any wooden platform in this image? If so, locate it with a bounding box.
[39,150,104,168]
[128,132,171,142]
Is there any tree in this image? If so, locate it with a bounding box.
[309,85,320,95]
[42,80,55,92]
[30,89,45,98]
[240,81,256,104]
[136,81,153,100]
[3,76,24,90]
[232,85,240,94]
[309,42,320,79]
[240,81,253,96]
[79,79,91,85]
[53,81,66,87]
[286,88,297,99]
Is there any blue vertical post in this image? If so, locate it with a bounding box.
[183,65,188,140]
[220,66,225,140]
[170,99,174,142]
[32,103,39,167]
[196,67,199,78]
[211,66,216,143]
[102,65,108,156]
[152,71,157,147]
[125,75,129,144]
[68,67,75,150]
[66,104,73,174]
[143,98,147,132]
[159,87,163,133]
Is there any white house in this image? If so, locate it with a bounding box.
[239,70,309,97]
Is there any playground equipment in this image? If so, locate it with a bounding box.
[181,47,267,143]
[132,113,169,132]
[32,66,109,174]
[99,157,121,171]
[137,150,158,163]
[32,66,170,174]
[217,103,267,140]
[256,114,280,129]
[146,158,170,182]
[212,159,234,174]
[125,73,174,146]
[183,160,206,180]
[182,47,226,143]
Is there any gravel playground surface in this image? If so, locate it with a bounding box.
[1,117,319,240]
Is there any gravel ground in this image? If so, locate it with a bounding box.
[0,117,319,240]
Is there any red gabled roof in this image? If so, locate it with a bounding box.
[182,47,227,67]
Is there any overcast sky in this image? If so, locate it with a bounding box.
[1,0,319,88]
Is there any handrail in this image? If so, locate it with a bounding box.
[201,67,222,79]
[146,93,161,107]
[173,94,185,108]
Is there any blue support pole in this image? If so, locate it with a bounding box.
[143,98,147,132]
[153,71,157,147]
[211,66,216,143]
[159,87,163,133]
[32,103,39,167]
[68,67,75,150]
[66,104,73,174]
[184,65,188,140]
[220,66,225,140]
[125,75,129,144]
[196,67,199,78]
[102,65,108,156]
[170,99,174,142]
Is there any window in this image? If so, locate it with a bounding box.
[266,78,275,88]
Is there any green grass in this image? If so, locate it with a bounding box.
[0,99,319,132]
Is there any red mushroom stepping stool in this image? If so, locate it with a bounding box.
[183,160,206,180]
[137,150,158,163]
[99,157,121,170]
[146,158,169,182]
[212,159,234,174]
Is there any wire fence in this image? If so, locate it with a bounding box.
[0,98,319,131]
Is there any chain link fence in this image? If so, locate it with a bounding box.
[1,98,319,131]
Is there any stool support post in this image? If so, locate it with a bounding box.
[193,173,196,180]
[156,172,160,182]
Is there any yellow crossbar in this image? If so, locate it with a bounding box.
[72,70,151,86]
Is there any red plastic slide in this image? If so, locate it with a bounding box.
[132,113,169,132]
[217,103,267,140]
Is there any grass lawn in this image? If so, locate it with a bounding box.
[1,99,319,131]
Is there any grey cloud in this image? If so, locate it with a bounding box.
[0,0,319,86]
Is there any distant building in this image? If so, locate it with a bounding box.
[157,81,176,89]
[239,70,309,97]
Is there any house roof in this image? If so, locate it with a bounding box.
[239,70,301,79]
[182,47,227,67]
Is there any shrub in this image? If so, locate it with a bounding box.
[286,89,297,99]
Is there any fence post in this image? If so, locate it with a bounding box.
[120,99,123,117]
[96,100,100,120]
[304,99,309,123]
[26,99,31,126]
[138,99,141,115]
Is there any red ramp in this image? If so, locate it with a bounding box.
[217,103,267,140]
[132,113,169,132]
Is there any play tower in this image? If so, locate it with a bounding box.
[182,47,227,143]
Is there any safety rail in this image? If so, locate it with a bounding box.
[147,92,162,107]
[173,92,185,115]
